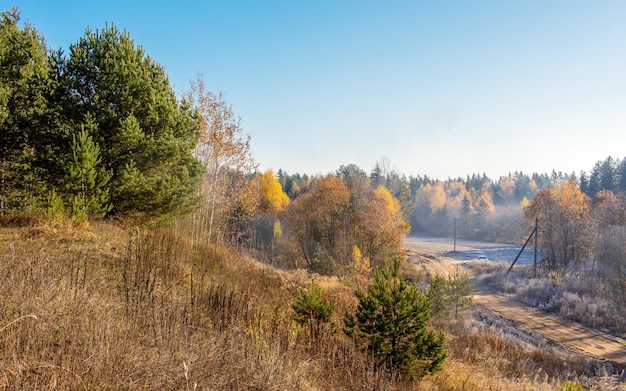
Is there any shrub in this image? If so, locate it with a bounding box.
[344,260,447,379]
[292,281,335,339]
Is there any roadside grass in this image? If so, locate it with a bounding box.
[0,223,622,389]
[473,261,626,335]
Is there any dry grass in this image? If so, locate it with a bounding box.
[474,261,626,334]
[0,222,621,390]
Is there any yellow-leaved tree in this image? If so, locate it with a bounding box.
[524,180,593,270]
[254,169,290,215]
[497,176,517,204]
[246,170,290,259]
[357,185,410,269]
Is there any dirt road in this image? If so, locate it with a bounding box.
[405,237,626,368]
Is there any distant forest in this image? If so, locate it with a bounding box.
[276,155,626,242]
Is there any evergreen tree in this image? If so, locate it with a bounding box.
[445,266,473,319]
[370,162,384,188]
[427,274,449,317]
[65,115,112,222]
[578,170,590,195]
[460,195,472,216]
[0,7,60,213]
[62,23,203,223]
[618,157,626,192]
[428,268,473,319]
[292,281,335,340]
[588,157,619,197]
[344,260,447,379]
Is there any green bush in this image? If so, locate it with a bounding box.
[292,281,335,339]
[344,260,447,379]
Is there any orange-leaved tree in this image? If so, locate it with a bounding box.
[283,175,351,273]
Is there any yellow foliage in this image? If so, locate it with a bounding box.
[524,180,592,269]
[520,196,529,209]
[497,176,516,202]
[352,245,371,274]
[477,182,495,212]
[273,219,283,238]
[374,185,410,234]
[430,183,447,211]
[254,169,290,214]
[415,183,446,212]
[445,181,470,210]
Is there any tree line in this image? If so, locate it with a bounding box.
[274,156,625,243]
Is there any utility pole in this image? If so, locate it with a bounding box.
[453,218,457,252]
[533,217,538,278]
[505,220,537,278]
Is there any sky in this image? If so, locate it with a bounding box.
[9,0,626,180]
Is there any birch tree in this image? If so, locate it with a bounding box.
[185,76,256,243]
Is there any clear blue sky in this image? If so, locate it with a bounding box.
[11,0,626,179]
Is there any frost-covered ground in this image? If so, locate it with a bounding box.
[406,234,537,265]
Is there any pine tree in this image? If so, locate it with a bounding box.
[578,170,590,195]
[292,281,335,340]
[427,274,450,317]
[344,260,447,378]
[0,7,60,213]
[618,157,626,192]
[445,266,473,319]
[65,115,112,222]
[62,23,203,223]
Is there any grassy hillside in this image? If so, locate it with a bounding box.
[0,222,620,390]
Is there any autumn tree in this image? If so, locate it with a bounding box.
[185,76,256,242]
[524,180,593,270]
[496,175,517,204]
[357,185,410,268]
[247,169,290,254]
[253,169,289,215]
[344,260,447,378]
[284,175,351,272]
[413,182,448,234]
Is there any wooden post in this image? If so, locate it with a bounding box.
[533,217,538,278]
[453,218,457,252]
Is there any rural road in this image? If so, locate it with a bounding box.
[405,236,626,368]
